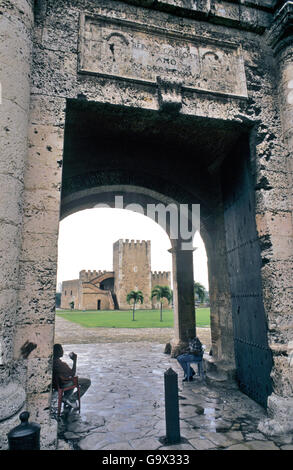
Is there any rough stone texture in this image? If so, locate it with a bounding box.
[113,239,152,309]
[1,0,293,449]
[61,279,81,309]
[0,382,25,423]
[0,0,33,358]
[0,0,35,445]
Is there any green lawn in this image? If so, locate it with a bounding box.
[56,308,210,328]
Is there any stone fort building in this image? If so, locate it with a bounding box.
[61,239,171,310]
[0,0,293,449]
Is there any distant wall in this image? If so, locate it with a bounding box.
[60,280,80,309]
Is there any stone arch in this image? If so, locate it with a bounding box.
[93,271,115,285]
[60,179,207,346]
[60,181,209,246]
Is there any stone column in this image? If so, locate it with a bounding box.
[169,241,196,356]
[0,0,33,448]
[12,94,65,449]
[204,212,235,368]
[259,2,293,435]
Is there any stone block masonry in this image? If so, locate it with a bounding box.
[113,239,170,309]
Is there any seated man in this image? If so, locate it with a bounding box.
[52,343,91,409]
[176,336,203,382]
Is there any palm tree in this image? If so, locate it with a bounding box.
[194,281,206,304]
[126,290,144,321]
[151,285,173,322]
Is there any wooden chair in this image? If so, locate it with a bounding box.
[54,376,81,417]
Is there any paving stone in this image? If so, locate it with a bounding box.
[272,434,293,446]
[245,440,280,450]
[78,432,121,450]
[181,428,202,439]
[245,432,267,441]
[189,438,217,450]
[54,343,292,451]
[227,440,280,450]
[67,416,105,433]
[226,443,251,450]
[57,438,74,450]
[159,443,195,450]
[226,431,244,440]
[231,423,241,430]
[63,431,80,440]
[105,421,140,433]
[204,431,243,447]
[101,442,135,450]
[129,437,162,450]
[214,418,233,432]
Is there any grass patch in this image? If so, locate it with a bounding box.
[57,308,210,328]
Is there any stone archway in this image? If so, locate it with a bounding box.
[2,96,273,449]
[9,98,272,448]
[60,182,199,354]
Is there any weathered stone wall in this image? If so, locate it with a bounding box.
[0,0,34,449]
[80,269,110,282]
[82,289,112,310]
[114,239,152,309]
[60,279,80,309]
[203,202,234,366]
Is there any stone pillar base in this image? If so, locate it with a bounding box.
[40,421,58,450]
[258,394,293,436]
[204,355,238,388]
[169,338,189,358]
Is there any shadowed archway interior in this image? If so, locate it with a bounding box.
[58,98,272,407]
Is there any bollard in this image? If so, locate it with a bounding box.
[164,367,181,444]
[7,412,41,450]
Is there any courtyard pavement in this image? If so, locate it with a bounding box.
[52,341,293,451]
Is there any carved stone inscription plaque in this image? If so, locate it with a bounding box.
[79,14,247,98]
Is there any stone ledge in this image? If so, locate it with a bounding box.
[118,0,273,33]
[268,1,293,52]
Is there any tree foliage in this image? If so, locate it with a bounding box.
[151,285,173,322]
[126,290,144,321]
[194,282,207,304]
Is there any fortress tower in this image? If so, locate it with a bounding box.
[113,239,152,309]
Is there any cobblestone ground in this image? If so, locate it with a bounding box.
[53,317,293,451]
[54,315,212,348]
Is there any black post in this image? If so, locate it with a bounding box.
[7,412,41,450]
[164,367,181,444]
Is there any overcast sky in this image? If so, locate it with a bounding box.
[57,208,209,291]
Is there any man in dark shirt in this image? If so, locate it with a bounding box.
[176,336,204,382]
[53,343,91,409]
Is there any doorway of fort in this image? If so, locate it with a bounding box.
[56,98,273,408]
[97,300,101,311]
